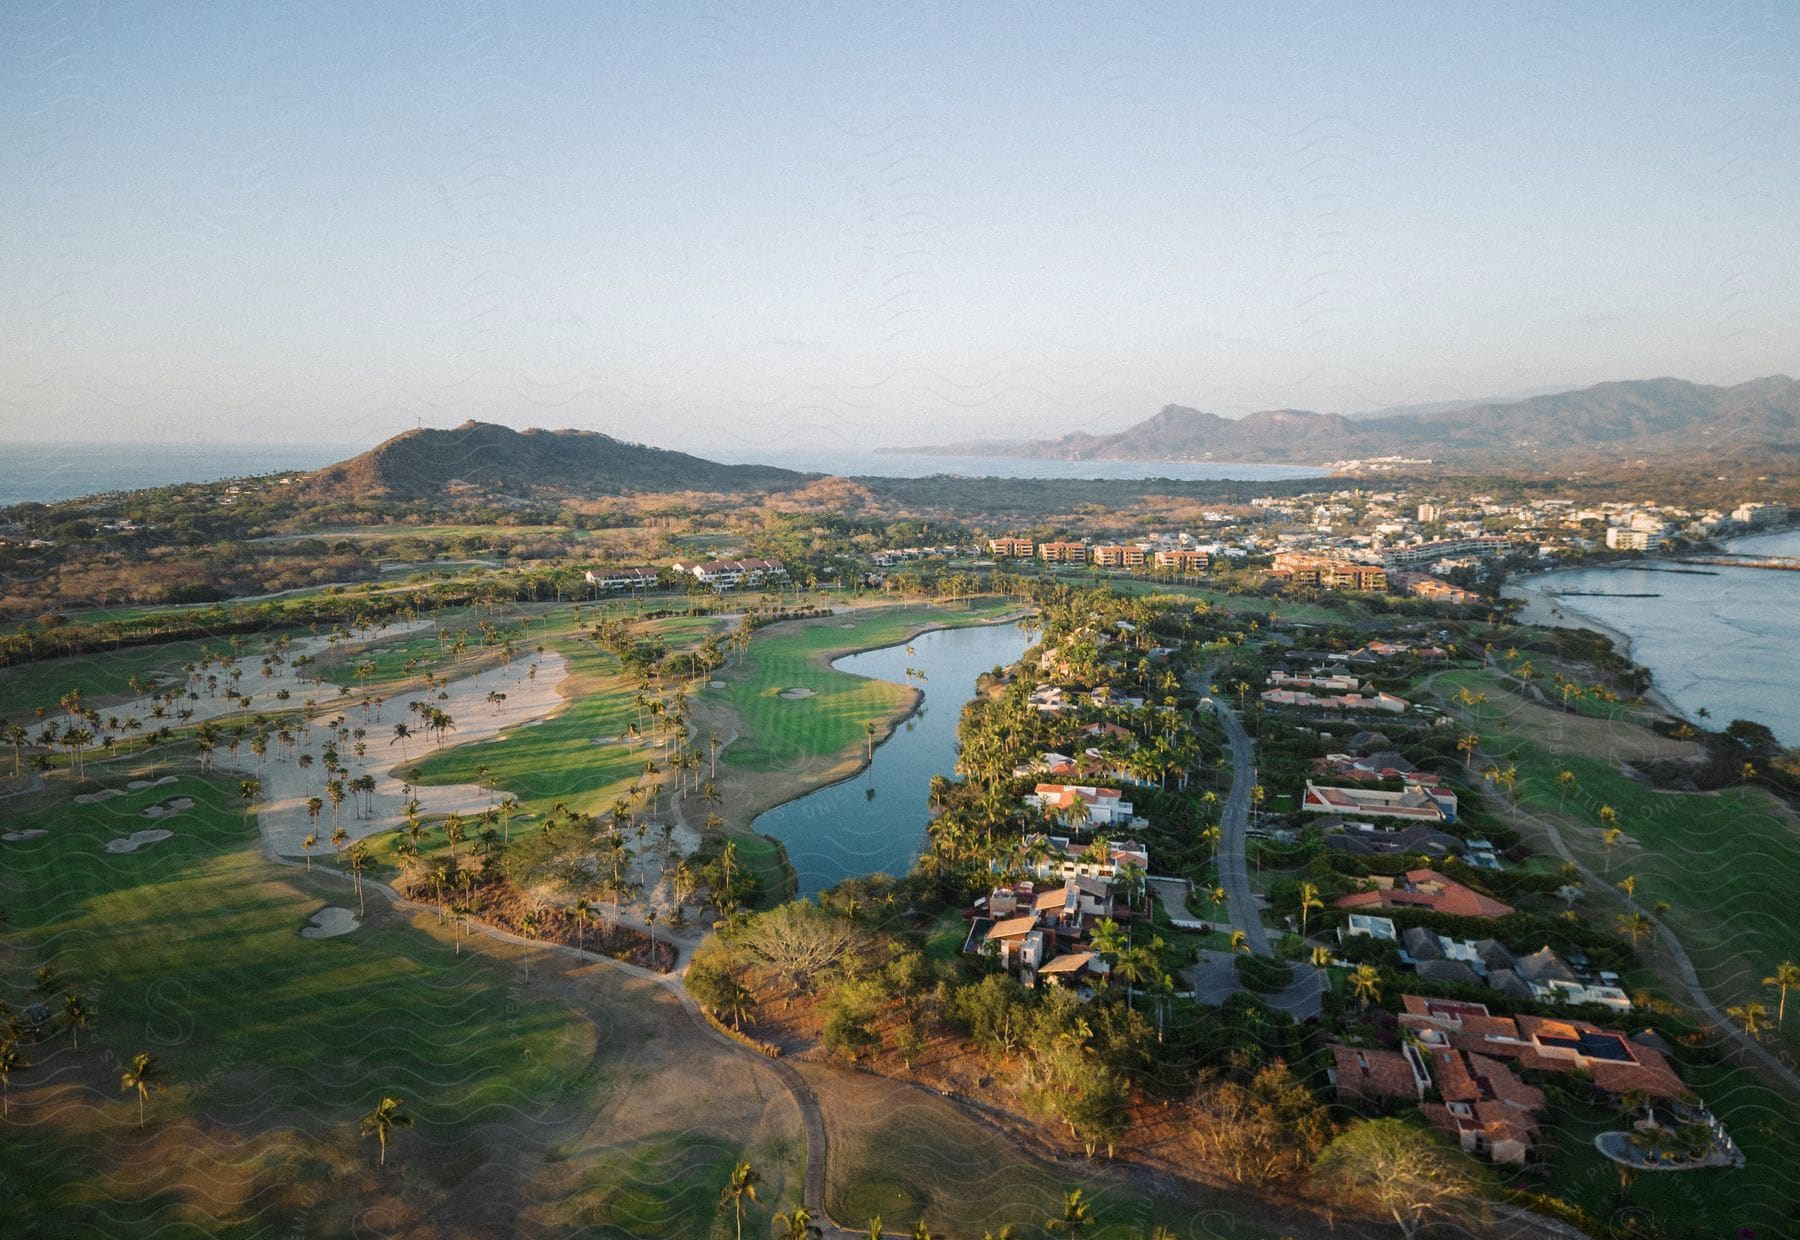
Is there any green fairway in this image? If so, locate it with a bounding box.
[1433,664,1648,724]
[0,632,294,717]
[404,634,645,823]
[719,600,1018,774]
[0,773,593,1235]
[1451,685,1800,1058]
[1528,1058,1800,1238]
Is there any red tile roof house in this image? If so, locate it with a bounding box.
[1421,1047,1546,1165]
[1331,1044,1429,1106]
[1335,870,1515,919]
[1400,997,1691,1102]
[1027,782,1136,827]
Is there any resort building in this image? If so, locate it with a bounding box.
[1269,552,1389,591]
[1037,540,1090,564]
[583,566,662,591]
[988,537,1035,557]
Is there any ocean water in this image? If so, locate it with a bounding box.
[1,443,363,506]
[737,449,1328,482]
[1,440,1327,507]
[1507,528,1800,745]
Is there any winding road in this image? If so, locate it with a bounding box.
[1197,675,1270,956]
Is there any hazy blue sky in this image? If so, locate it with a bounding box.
[5,2,1797,456]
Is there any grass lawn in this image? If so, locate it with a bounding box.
[562,1133,799,1238]
[1449,683,1800,1060]
[719,600,1018,774]
[1527,1059,1800,1238]
[404,620,657,823]
[1432,665,1648,725]
[0,771,592,1235]
[0,631,299,716]
[805,1063,1274,1238]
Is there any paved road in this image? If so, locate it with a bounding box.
[1200,678,1271,956]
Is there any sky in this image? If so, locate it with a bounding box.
[4,1,1798,458]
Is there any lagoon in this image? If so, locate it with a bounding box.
[752,620,1033,896]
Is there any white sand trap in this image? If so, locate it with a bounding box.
[74,788,127,804]
[127,776,179,792]
[839,622,856,628]
[708,680,726,689]
[778,687,816,700]
[106,829,174,853]
[238,649,572,856]
[301,907,360,939]
[3,829,48,841]
[140,796,195,819]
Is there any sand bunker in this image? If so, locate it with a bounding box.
[3,829,48,841]
[106,829,174,854]
[778,687,817,700]
[127,776,179,792]
[140,796,195,819]
[301,907,360,939]
[74,788,126,805]
[708,680,726,689]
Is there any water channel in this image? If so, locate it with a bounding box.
[752,620,1035,896]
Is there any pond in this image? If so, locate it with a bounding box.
[751,619,1035,896]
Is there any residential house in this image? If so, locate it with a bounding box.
[1330,1044,1429,1106]
[1335,869,1514,919]
[1027,783,1136,827]
[1302,780,1458,823]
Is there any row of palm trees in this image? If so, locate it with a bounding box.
[720,1159,1128,1240]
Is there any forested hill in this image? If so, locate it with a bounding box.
[907,376,1800,468]
[302,421,812,500]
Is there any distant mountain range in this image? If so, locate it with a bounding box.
[904,376,1800,468]
[302,421,811,501]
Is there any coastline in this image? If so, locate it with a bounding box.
[1503,570,1688,723]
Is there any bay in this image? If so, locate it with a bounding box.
[1506,528,1800,745]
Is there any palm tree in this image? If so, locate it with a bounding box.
[774,1204,821,1239]
[1297,882,1323,938]
[718,1160,761,1240]
[1727,1002,1771,1041]
[1616,911,1654,950]
[572,898,594,954]
[1229,929,1250,955]
[1046,1187,1095,1234]
[361,1096,413,1167]
[1601,826,1622,873]
[1457,732,1480,768]
[1763,961,1800,1029]
[0,1037,29,1116]
[120,1051,162,1128]
[1349,964,1382,1012]
[60,992,92,1049]
[1616,874,1638,909]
